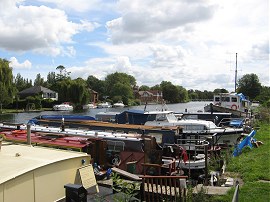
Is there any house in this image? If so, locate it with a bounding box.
[89,89,98,103]
[136,90,163,104]
[18,86,58,101]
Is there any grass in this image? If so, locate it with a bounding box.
[212,122,270,202]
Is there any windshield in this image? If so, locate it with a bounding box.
[166,113,178,122]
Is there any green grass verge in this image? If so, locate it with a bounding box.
[212,122,270,202]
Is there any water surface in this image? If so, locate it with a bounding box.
[0,101,210,124]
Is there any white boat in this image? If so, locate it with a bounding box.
[97,102,112,108]
[162,158,206,170]
[113,101,125,108]
[122,110,243,146]
[53,102,73,111]
[83,103,97,109]
[204,93,251,117]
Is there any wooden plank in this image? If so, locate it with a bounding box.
[111,167,141,181]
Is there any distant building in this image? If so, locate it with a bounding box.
[135,90,163,104]
[89,89,98,103]
[18,86,58,100]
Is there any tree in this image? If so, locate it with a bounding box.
[56,65,70,81]
[69,78,90,106]
[177,85,189,102]
[237,73,262,100]
[160,81,180,103]
[255,86,270,104]
[110,83,134,105]
[213,88,228,94]
[105,72,136,100]
[139,85,150,91]
[45,72,56,87]
[150,85,161,91]
[0,58,14,107]
[34,73,45,86]
[14,73,32,92]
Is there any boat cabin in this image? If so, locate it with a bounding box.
[213,93,251,112]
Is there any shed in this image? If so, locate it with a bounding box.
[18,86,58,100]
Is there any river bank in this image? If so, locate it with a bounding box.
[211,122,270,202]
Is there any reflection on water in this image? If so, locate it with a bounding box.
[0,101,210,124]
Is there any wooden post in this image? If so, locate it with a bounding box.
[204,144,208,186]
[27,124,31,145]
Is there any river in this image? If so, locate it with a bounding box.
[0,101,210,124]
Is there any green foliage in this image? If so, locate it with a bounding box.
[237,73,262,100]
[139,85,150,91]
[212,122,270,202]
[14,73,33,92]
[255,86,270,105]
[213,88,228,94]
[188,89,214,100]
[0,58,14,106]
[111,173,140,202]
[187,185,212,202]
[227,123,270,182]
[86,75,106,99]
[160,81,188,103]
[150,84,161,91]
[56,65,70,81]
[34,73,45,86]
[105,72,135,102]
[55,78,90,106]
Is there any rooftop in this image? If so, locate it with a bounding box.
[0,143,90,184]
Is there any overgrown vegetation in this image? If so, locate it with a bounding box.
[211,120,270,202]
[111,173,140,202]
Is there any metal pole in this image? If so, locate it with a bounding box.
[27,124,31,145]
[235,53,238,92]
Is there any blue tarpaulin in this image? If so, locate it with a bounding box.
[233,130,256,157]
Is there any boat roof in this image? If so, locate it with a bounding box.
[214,92,250,101]
[0,143,89,184]
[122,109,174,115]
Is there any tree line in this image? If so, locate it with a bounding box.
[1,58,269,110]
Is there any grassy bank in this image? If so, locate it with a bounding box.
[212,122,270,202]
[0,108,52,114]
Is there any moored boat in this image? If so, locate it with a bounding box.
[53,102,73,111]
[113,101,125,108]
[204,93,251,117]
[115,109,244,146]
[28,114,95,125]
[97,102,112,108]
[83,102,97,109]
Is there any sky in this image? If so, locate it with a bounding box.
[0,0,269,92]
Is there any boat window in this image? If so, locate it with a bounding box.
[214,97,220,102]
[146,114,156,121]
[231,97,237,102]
[156,114,167,121]
[221,97,230,102]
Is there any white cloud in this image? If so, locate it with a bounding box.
[9,57,32,69]
[0,0,268,91]
[107,0,217,44]
[149,45,189,69]
[37,0,105,13]
[0,1,98,56]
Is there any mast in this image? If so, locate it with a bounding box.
[235,53,238,92]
